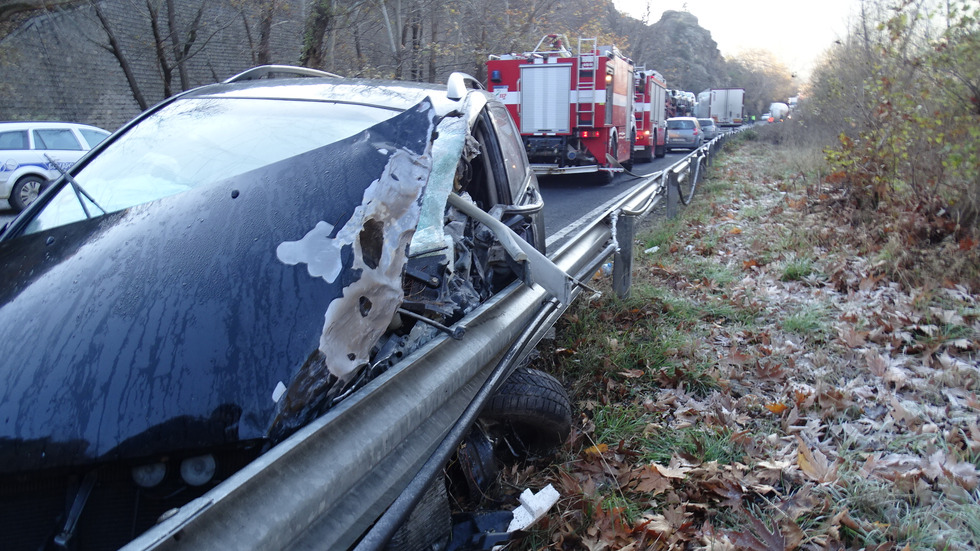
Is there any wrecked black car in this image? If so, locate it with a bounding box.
[0,66,567,550]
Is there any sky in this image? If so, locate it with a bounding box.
[612,0,862,81]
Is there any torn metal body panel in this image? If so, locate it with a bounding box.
[0,98,438,474]
[0,66,572,550]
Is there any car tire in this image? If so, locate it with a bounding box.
[623,135,635,171]
[638,146,652,162]
[482,367,571,455]
[9,175,46,211]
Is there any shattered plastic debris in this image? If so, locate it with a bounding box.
[506,484,560,532]
[272,381,287,403]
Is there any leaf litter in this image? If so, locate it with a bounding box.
[502,142,980,550]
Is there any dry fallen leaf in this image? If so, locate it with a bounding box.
[796,437,840,484]
[585,443,608,455]
[837,325,868,347]
[765,402,789,414]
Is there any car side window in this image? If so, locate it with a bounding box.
[0,130,28,150]
[488,103,530,201]
[32,128,83,151]
[79,129,110,148]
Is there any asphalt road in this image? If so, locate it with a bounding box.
[539,151,687,250]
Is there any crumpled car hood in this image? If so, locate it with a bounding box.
[0,99,438,474]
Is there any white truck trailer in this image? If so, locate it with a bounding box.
[695,88,744,126]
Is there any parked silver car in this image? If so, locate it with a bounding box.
[697,118,721,141]
[665,116,703,152]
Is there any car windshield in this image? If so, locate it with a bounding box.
[667,120,694,129]
[23,97,399,234]
[698,119,714,127]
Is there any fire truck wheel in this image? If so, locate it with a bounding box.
[655,143,666,158]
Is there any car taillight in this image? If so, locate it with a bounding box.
[693,128,699,135]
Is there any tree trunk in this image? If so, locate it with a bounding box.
[300,0,331,68]
[256,0,275,65]
[93,2,148,110]
[146,0,174,98]
[427,7,436,83]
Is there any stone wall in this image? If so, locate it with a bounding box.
[0,0,306,131]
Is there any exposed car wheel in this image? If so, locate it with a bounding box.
[9,175,46,211]
[482,367,571,455]
[385,479,451,551]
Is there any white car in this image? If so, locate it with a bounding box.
[0,121,110,211]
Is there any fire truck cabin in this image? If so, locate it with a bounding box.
[633,68,668,162]
[487,35,635,179]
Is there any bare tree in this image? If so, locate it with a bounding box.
[92,1,148,110]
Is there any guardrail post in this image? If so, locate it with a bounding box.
[612,214,634,298]
[666,171,678,219]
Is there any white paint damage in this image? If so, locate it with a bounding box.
[277,146,433,381]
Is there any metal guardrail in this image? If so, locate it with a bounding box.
[121,126,741,551]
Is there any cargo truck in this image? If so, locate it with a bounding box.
[694,88,744,126]
[768,102,789,122]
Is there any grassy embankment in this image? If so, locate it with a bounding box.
[504,126,980,550]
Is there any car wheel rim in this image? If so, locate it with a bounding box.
[19,180,42,204]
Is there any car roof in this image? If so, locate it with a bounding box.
[179,77,468,118]
[0,121,108,131]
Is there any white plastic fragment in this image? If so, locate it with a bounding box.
[644,246,659,254]
[506,484,560,532]
[272,381,287,403]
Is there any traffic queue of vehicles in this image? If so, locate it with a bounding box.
[484,33,764,183]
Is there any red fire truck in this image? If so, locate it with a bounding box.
[633,68,668,162]
[486,34,635,180]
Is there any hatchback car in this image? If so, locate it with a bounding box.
[697,118,721,141]
[664,116,703,152]
[0,66,557,550]
[0,121,110,211]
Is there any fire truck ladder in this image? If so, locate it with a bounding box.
[633,65,647,135]
[576,37,598,126]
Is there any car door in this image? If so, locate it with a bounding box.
[32,127,86,177]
